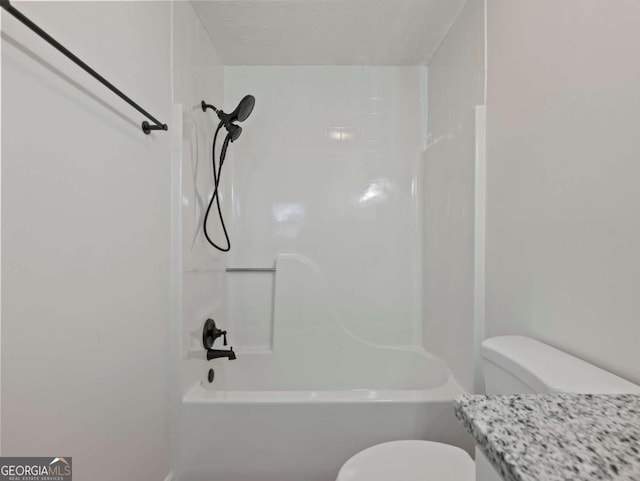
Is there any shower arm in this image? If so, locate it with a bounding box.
[201,101,220,114]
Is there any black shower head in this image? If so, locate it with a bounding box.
[201,95,254,143]
[201,95,255,126]
[226,123,242,143]
[217,95,255,126]
[231,95,255,123]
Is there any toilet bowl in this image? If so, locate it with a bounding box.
[335,336,640,481]
[336,440,474,481]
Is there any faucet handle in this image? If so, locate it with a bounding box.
[222,331,228,346]
[203,318,229,349]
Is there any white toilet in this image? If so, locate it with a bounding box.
[336,336,640,481]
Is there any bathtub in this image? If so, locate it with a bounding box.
[173,255,471,480]
[175,346,470,481]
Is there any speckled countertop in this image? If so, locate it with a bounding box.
[455,394,640,481]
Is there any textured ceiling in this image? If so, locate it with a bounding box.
[191,0,468,65]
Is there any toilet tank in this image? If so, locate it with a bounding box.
[481,336,640,395]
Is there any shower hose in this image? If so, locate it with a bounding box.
[203,122,231,252]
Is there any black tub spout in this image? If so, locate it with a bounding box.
[207,347,236,361]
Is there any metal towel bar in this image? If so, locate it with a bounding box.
[0,0,168,134]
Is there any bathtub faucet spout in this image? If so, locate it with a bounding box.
[207,347,237,361]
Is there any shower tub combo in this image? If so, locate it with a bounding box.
[172,65,473,478]
[175,256,469,481]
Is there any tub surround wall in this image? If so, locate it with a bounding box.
[224,66,427,350]
[2,2,171,479]
[171,0,226,400]
[208,255,451,391]
[485,0,640,385]
[170,3,226,480]
[424,0,486,393]
[423,108,485,395]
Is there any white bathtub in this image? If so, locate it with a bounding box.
[175,346,470,481]
[173,255,472,480]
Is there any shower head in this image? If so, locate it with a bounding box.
[201,95,254,143]
[201,95,255,125]
[229,95,255,123]
[226,123,243,143]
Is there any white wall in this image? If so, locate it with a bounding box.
[424,0,485,392]
[224,66,426,349]
[486,0,640,385]
[2,2,170,479]
[0,9,3,453]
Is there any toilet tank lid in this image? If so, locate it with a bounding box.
[481,336,640,394]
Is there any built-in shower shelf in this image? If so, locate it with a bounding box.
[226,268,276,273]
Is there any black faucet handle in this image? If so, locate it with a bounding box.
[203,319,229,349]
[222,331,228,346]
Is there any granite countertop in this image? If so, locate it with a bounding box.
[455,394,640,481]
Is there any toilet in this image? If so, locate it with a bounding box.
[336,336,640,481]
